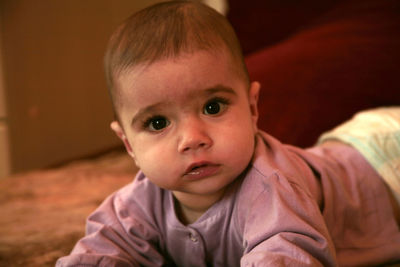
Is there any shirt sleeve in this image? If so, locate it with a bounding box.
[56,190,167,267]
[239,170,337,267]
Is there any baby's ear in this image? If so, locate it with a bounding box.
[110,121,135,159]
[249,81,260,131]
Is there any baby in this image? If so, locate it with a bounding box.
[57,1,400,266]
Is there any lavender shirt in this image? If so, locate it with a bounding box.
[57,132,400,267]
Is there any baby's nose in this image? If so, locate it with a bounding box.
[178,120,213,153]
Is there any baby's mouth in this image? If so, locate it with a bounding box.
[187,164,206,175]
[184,162,220,179]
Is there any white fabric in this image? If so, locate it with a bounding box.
[318,107,400,206]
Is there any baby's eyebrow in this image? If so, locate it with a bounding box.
[130,85,237,126]
[202,85,237,96]
[131,102,164,126]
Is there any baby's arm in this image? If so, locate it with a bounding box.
[238,172,336,266]
[56,191,166,267]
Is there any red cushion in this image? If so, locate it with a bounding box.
[244,0,400,147]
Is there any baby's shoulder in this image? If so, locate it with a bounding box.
[116,171,165,207]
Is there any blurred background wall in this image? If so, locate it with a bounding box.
[0,23,9,178]
[0,0,169,176]
[0,0,227,177]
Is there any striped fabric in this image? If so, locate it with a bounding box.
[318,107,400,206]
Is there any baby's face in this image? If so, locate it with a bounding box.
[112,50,259,207]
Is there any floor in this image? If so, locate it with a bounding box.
[0,149,138,266]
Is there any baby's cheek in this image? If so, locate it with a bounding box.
[222,130,254,165]
[139,149,177,179]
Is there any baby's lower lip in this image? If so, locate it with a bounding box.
[184,164,220,180]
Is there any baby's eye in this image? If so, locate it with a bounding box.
[203,98,229,115]
[144,116,170,131]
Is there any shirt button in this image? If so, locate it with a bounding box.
[189,233,198,242]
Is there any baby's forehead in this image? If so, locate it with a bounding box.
[118,50,224,80]
[113,48,249,114]
[120,48,242,82]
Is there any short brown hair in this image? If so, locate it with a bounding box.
[104,0,248,112]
